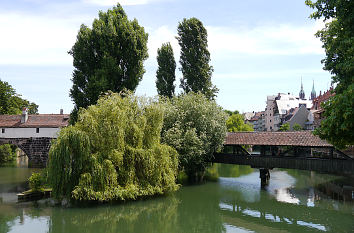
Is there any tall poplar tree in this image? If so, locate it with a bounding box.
[156,42,176,98]
[306,0,354,148]
[176,18,218,100]
[69,4,148,122]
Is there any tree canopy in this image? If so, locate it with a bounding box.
[306,0,354,148]
[156,42,176,98]
[161,92,227,182]
[226,113,254,132]
[0,79,38,115]
[176,18,218,100]
[69,4,149,122]
[48,92,179,201]
[278,123,290,132]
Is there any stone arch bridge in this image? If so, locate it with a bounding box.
[0,111,70,167]
[0,137,52,167]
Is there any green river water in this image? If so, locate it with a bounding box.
[0,164,353,233]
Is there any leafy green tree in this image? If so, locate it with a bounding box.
[0,79,38,115]
[226,113,254,132]
[292,123,303,131]
[69,4,149,122]
[306,0,354,148]
[48,92,179,201]
[156,42,176,98]
[176,18,218,100]
[224,109,240,116]
[278,123,290,132]
[161,92,227,182]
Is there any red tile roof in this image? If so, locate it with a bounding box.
[225,131,332,147]
[0,114,70,128]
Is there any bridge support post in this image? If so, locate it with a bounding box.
[259,168,270,188]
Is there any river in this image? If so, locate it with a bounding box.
[0,164,353,233]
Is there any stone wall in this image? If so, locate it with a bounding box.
[0,137,52,167]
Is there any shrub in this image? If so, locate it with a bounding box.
[28,172,45,192]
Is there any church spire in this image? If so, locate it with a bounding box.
[299,77,305,99]
[310,80,316,100]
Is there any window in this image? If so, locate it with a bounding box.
[270,120,272,122]
[1,128,5,133]
[36,128,39,133]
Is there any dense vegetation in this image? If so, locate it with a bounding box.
[306,0,354,148]
[161,92,227,182]
[48,92,179,201]
[0,79,38,115]
[69,4,149,122]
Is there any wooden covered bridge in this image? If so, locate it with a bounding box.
[212,131,354,184]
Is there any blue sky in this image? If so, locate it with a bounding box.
[0,0,332,114]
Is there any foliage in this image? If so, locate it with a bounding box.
[292,123,303,131]
[314,84,353,148]
[0,144,16,164]
[69,4,149,122]
[161,92,227,182]
[306,0,354,148]
[224,109,239,116]
[278,123,290,132]
[176,18,218,100]
[156,42,176,98]
[0,79,38,115]
[48,92,179,201]
[28,172,45,192]
[226,113,253,132]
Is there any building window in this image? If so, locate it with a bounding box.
[1,128,5,133]
[270,120,272,122]
[36,128,39,133]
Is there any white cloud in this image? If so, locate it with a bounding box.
[0,13,79,65]
[207,21,325,57]
[82,0,159,6]
[146,25,180,64]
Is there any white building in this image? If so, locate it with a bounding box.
[0,108,69,139]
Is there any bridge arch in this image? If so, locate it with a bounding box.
[0,138,52,167]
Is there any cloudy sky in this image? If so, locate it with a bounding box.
[0,0,331,114]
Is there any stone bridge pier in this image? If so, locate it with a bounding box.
[0,137,52,167]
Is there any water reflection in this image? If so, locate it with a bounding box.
[0,165,353,233]
[217,166,354,232]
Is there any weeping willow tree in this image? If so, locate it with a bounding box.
[48,92,179,201]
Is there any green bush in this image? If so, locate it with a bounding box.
[161,92,227,182]
[28,172,45,192]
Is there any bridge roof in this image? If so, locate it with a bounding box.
[0,114,70,128]
[225,131,333,147]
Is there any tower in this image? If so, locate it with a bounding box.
[310,80,316,100]
[299,77,305,99]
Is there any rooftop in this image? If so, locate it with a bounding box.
[0,114,70,128]
[225,131,332,147]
